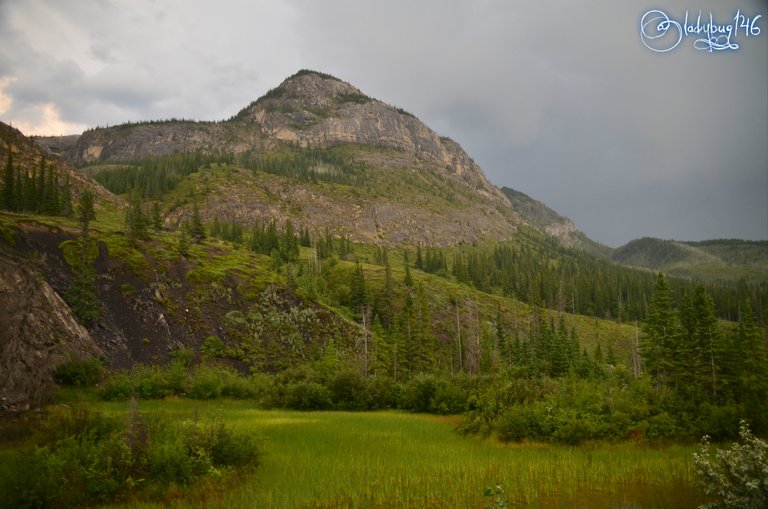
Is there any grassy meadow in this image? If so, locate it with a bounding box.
[89,399,708,509]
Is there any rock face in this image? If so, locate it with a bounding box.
[0,252,102,411]
[501,186,609,256]
[240,71,505,204]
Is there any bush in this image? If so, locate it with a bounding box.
[285,381,333,410]
[0,403,261,508]
[53,358,104,387]
[362,376,401,410]
[693,420,768,509]
[329,369,367,410]
[496,405,552,443]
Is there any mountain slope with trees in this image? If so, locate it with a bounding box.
[1,70,765,432]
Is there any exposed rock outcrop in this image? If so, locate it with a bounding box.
[0,252,102,411]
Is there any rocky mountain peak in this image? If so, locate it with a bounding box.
[271,70,367,106]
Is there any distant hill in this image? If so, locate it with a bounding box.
[500,186,610,257]
[611,237,768,282]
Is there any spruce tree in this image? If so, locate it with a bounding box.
[42,164,60,215]
[642,273,680,389]
[691,285,725,402]
[2,145,15,211]
[350,261,367,310]
[151,202,162,231]
[189,199,206,242]
[125,189,148,241]
[66,189,100,324]
[61,175,73,217]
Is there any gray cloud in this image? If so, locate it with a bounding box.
[0,0,765,246]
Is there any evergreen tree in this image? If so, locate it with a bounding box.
[177,230,190,257]
[280,219,300,261]
[23,164,37,212]
[403,263,414,289]
[65,189,100,324]
[690,285,725,402]
[642,273,680,389]
[76,189,95,237]
[350,261,367,310]
[189,199,206,241]
[375,253,395,329]
[36,158,46,214]
[125,189,148,241]
[61,175,73,217]
[151,202,162,231]
[42,163,60,215]
[415,245,424,270]
[2,145,15,211]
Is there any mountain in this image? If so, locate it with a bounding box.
[36,70,534,246]
[611,237,768,283]
[3,70,764,411]
[500,186,609,257]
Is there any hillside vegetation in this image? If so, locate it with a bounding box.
[1,69,766,509]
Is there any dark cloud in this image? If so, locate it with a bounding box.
[0,0,765,246]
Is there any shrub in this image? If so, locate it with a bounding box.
[496,405,553,443]
[693,420,768,509]
[400,374,439,413]
[0,404,261,508]
[362,376,401,410]
[53,358,104,387]
[285,382,333,410]
[329,369,367,410]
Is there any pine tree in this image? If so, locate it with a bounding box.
[2,145,15,211]
[415,245,424,270]
[642,273,680,389]
[23,165,36,212]
[151,202,162,231]
[42,163,60,215]
[375,253,395,329]
[125,189,148,241]
[36,158,46,214]
[690,285,725,403]
[350,261,367,310]
[61,175,73,217]
[280,219,300,261]
[66,189,100,324]
[189,199,206,242]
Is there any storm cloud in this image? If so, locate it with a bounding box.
[1,0,766,246]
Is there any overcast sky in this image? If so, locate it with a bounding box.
[1,0,766,247]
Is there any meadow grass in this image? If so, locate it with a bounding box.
[95,399,706,509]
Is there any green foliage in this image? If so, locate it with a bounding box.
[0,403,260,508]
[92,152,224,199]
[99,362,272,402]
[125,189,149,241]
[693,420,768,509]
[53,358,105,387]
[0,149,71,217]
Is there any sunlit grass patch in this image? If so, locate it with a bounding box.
[93,400,706,509]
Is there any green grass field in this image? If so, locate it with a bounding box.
[93,399,707,509]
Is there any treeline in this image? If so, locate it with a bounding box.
[460,275,768,443]
[1,147,73,216]
[642,273,766,411]
[240,146,366,186]
[92,152,229,198]
[93,146,366,200]
[432,238,764,326]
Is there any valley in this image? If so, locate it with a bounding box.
[1,70,766,508]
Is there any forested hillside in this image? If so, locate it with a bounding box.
[1,70,766,445]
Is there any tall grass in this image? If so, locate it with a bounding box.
[96,400,705,509]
